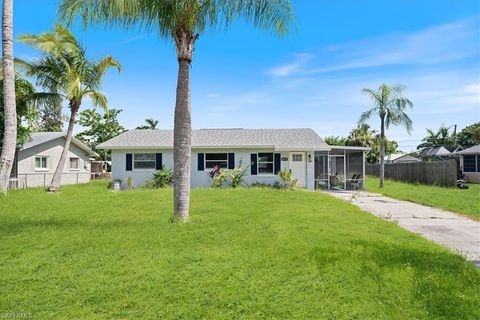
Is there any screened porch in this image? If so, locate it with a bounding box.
[314,146,368,190]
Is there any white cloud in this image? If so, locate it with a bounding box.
[267,53,315,77]
[267,16,479,77]
[114,34,147,45]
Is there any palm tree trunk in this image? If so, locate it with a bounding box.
[0,0,16,193]
[172,29,196,222]
[48,101,79,192]
[173,58,192,222]
[379,115,385,188]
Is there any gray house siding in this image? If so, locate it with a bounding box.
[15,137,92,188]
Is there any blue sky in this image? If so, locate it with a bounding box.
[13,0,480,151]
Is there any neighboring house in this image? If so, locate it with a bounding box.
[418,146,452,159]
[456,144,480,183]
[418,146,463,160]
[98,128,370,190]
[9,132,97,189]
[384,153,421,164]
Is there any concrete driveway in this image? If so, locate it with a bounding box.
[327,190,480,264]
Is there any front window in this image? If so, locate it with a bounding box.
[35,156,48,170]
[69,157,79,170]
[258,152,274,174]
[205,153,228,169]
[134,153,156,169]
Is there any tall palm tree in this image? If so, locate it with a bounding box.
[58,0,294,222]
[137,118,159,130]
[359,84,413,188]
[18,25,121,191]
[0,0,16,193]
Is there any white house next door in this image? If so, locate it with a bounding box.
[289,152,306,187]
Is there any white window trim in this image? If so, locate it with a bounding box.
[34,155,49,171]
[69,157,80,171]
[204,153,229,171]
[133,153,156,171]
[257,152,275,176]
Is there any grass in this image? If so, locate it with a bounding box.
[365,177,480,219]
[1,181,479,319]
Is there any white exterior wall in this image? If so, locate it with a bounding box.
[16,137,92,188]
[110,148,315,189]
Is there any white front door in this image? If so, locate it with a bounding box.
[289,152,306,187]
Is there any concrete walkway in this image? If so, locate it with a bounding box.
[326,190,480,264]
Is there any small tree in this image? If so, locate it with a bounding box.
[456,123,479,148]
[0,76,38,145]
[76,108,126,161]
[359,84,413,188]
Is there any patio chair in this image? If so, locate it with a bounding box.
[329,175,343,190]
[349,174,361,190]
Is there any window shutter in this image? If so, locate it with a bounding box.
[126,153,132,171]
[274,153,281,174]
[228,153,235,169]
[250,154,257,175]
[155,153,163,170]
[198,153,204,171]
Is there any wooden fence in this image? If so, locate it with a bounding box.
[366,159,457,187]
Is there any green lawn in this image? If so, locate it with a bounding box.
[1,181,479,319]
[365,177,480,219]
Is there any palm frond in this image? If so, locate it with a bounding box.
[86,91,108,111]
[358,108,377,125]
[58,0,295,38]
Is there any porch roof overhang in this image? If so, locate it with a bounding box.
[328,145,372,151]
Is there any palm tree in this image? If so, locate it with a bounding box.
[417,125,455,150]
[137,118,159,130]
[58,0,294,222]
[18,25,121,191]
[359,84,413,188]
[0,0,17,193]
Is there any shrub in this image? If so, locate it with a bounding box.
[143,167,173,189]
[278,169,298,190]
[229,167,249,188]
[127,177,134,190]
[212,171,230,188]
[210,165,249,188]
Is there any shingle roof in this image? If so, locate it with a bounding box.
[419,146,452,157]
[97,128,330,151]
[21,132,98,156]
[456,144,480,155]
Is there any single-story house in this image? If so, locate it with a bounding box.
[9,132,97,189]
[456,144,480,183]
[97,128,370,190]
[384,153,421,164]
[418,146,452,159]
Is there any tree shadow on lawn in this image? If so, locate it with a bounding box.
[310,240,480,319]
